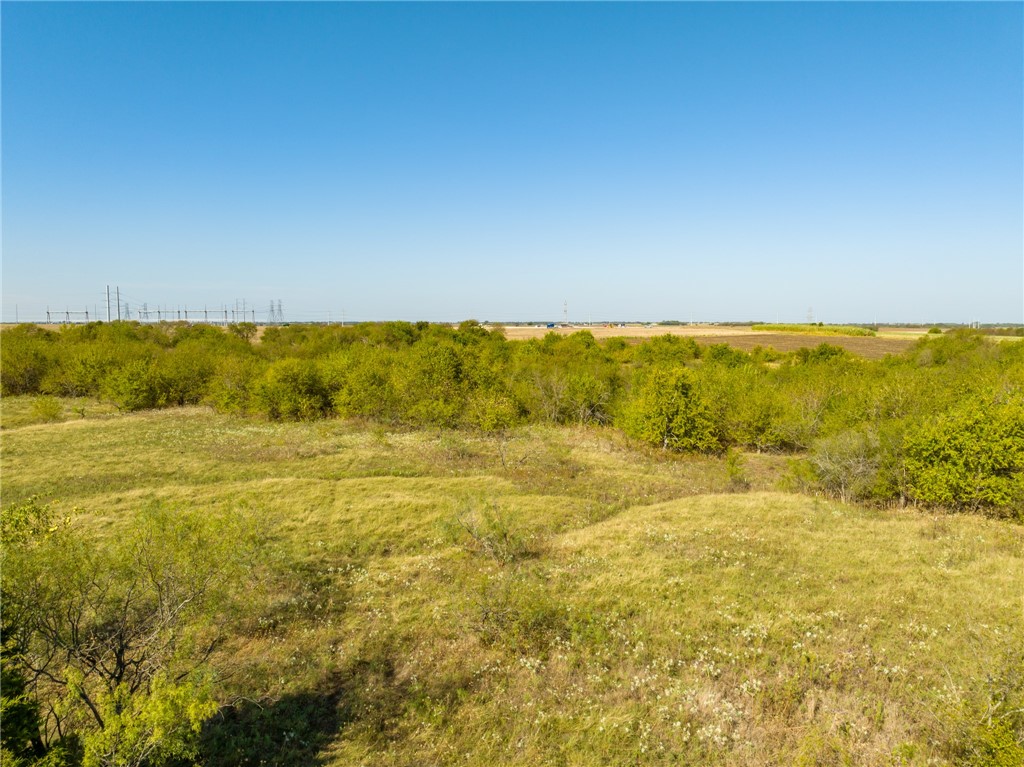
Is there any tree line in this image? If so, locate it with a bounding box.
[2,320,1022,515]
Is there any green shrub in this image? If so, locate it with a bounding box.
[446,502,537,565]
[206,355,265,414]
[393,340,466,427]
[905,395,1024,514]
[102,359,164,411]
[156,342,217,406]
[724,448,750,491]
[463,389,522,432]
[253,358,332,421]
[29,396,64,423]
[795,343,848,364]
[0,326,56,396]
[808,428,881,503]
[619,366,720,452]
[326,347,399,422]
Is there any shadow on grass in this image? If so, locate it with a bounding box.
[199,687,345,767]
[198,634,476,766]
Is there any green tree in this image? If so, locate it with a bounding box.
[252,358,332,421]
[1,499,263,766]
[619,367,720,452]
[905,395,1024,514]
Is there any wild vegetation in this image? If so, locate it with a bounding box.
[2,321,1021,514]
[1,322,1022,765]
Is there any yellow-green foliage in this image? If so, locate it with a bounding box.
[2,408,1022,765]
[751,324,877,337]
[620,366,720,452]
[2,322,1021,512]
[905,394,1024,515]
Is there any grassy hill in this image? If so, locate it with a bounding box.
[2,401,1022,765]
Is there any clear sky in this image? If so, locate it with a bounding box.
[2,2,1022,324]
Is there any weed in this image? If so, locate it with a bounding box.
[30,395,64,423]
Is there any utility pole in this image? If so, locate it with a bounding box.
[106,285,111,322]
[563,300,568,326]
[116,287,121,321]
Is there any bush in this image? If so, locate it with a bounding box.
[463,389,522,433]
[905,395,1024,514]
[253,358,332,421]
[326,347,399,422]
[808,429,881,503]
[446,502,537,565]
[30,396,64,423]
[102,359,164,412]
[0,326,56,396]
[206,355,265,414]
[392,340,466,427]
[619,367,720,452]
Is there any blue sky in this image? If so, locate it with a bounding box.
[2,2,1022,324]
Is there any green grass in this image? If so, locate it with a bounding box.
[2,400,1022,766]
[751,324,877,337]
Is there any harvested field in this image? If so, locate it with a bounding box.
[697,332,914,359]
[502,324,770,340]
[499,324,914,358]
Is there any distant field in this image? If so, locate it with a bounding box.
[3,403,1021,766]
[750,324,876,337]
[710,333,914,359]
[499,324,914,359]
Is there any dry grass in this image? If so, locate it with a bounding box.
[2,404,1021,766]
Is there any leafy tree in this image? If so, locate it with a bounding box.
[205,355,266,415]
[795,343,848,364]
[463,389,522,433]
[325,346,399,422]
[1,499,263,766]
[619,367,719,452]
[252,358,332,421]
[101,359,164,412]
[905,395,1024,514]
[227,322,257,342]
[393,339,466,427]
[0,325,57,396]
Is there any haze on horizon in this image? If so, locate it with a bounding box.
[2,2,1022,325]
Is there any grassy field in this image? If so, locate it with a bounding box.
[2,399,1022,766]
